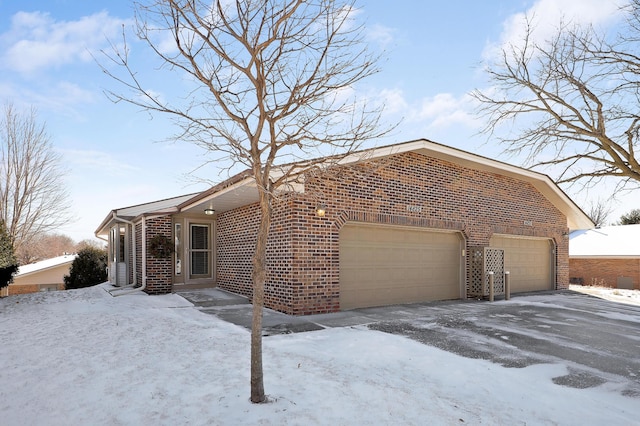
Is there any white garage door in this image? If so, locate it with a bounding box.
[490,235,554,293]
[339,223,463,310]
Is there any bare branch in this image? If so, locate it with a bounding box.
[474,11,640,192]
[0,102,73,256]
[586,199,613,227]
[99,0,393,403]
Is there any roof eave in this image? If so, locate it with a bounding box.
[98,138,594,232]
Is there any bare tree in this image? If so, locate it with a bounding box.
[0,103,72,258]
[77,238,107,251]
[17,232,77,264]
[473,4,640,192]
[586,199,612,228]
[101,0,387,403]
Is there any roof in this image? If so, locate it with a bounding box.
[569,224,640,258]
[178,139,593,231]
[16,254,77,277]
[95,193,198,238]
[96,139,594,236]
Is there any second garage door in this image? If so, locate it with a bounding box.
[490,235,554,293]
[339,223,463,310]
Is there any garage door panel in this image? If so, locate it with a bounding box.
[490,236,553,293]
[340,223,462,310]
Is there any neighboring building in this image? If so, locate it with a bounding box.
[7,254,77,296]
[95,139,593,315]
[569,224,640,290]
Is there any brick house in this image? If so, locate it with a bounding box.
[95,139,593,314]
[569,224,640,290]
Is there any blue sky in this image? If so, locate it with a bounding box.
[0,0,636,242]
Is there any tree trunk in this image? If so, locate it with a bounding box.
[250,189,271,403]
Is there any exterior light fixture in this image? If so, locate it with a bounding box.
[316,203,327,217]
[204,208,215,216]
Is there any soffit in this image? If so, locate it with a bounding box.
[179,177,260,215]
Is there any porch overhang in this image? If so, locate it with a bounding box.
[178,176,259,215]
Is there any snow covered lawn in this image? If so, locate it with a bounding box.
[0,285,638,425]
[570,284,640,306]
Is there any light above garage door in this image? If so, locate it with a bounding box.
[339,223,463,310]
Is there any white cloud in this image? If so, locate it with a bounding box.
[3,81,97,120]
[373,88,479,132]
[0,11,130,74]
[378,88,408,115]
[412,93,479,129]
[367,24,395,49]
[61,148,139,176]
[484,0,630,61]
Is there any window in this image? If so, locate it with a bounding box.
[110,227,117,263]
[110,225,126,263]
[190,224,211,277]
[175,223,182,275]
[118,226,126,263]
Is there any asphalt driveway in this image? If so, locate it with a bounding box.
[178,288,640,397]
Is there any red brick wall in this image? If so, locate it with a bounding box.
[144,216,173,295]
[216,204,257,297]
[570,258,640,289]
[9,284,40,295]
[8,283,65,295]
[285,198,339,314]
[216,200,295,312]
[216,152,569,315]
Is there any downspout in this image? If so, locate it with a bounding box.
[111,215,147,296]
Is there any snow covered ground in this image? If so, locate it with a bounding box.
[1,284,638,425]
[570,284,640,306]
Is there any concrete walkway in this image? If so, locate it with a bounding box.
[177,287,640,395]
[177,287,478,335]
[177,288,325,335]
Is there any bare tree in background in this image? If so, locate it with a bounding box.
[77,238,106,251]
[0,103,71,259]
[101,0,387,403]
[586,199,612,228]
[17,233,77,264]
[473,2,640,192]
